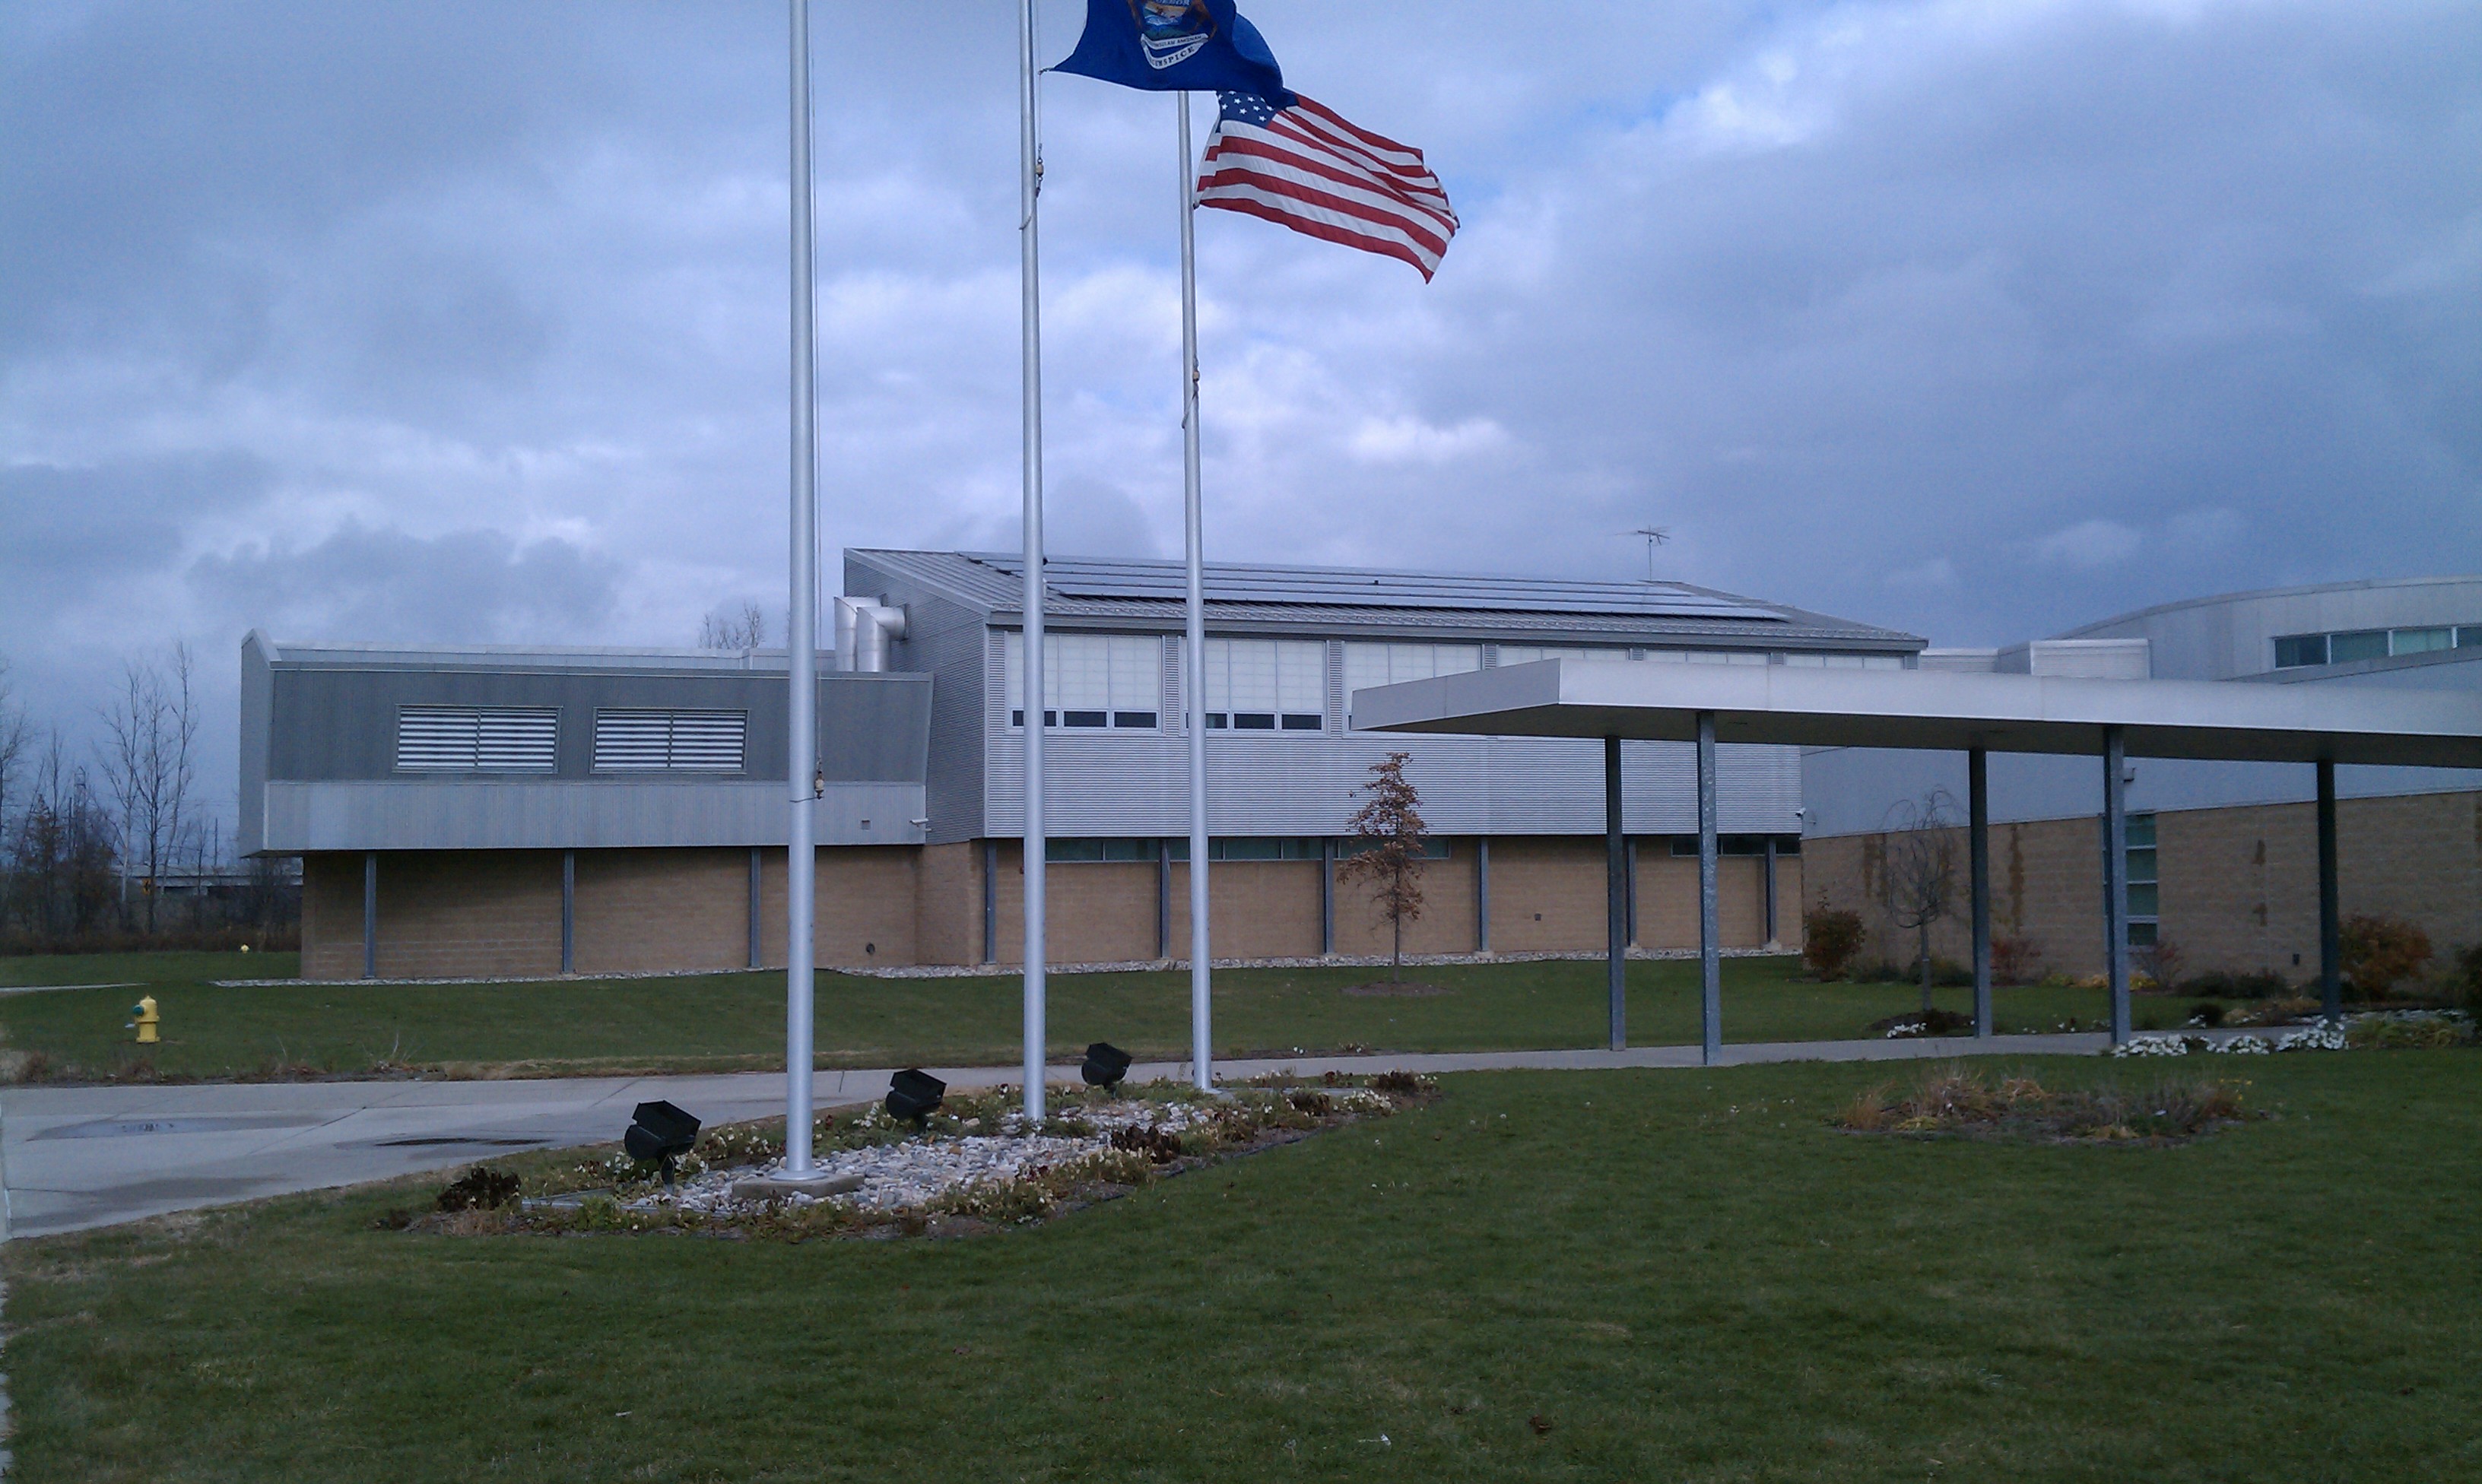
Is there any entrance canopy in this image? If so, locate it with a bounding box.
[1350,659,2482,769]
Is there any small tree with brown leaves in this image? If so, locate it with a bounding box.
[1339,752,1427,979]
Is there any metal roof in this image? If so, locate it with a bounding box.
[851,550,1922,652]
[1352,658,2482,769]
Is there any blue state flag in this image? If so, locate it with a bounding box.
[1051,0,1293,105]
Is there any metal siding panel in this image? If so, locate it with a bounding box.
[261,780,925,851]
[846,553,983,842]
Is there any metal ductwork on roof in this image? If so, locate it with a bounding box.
[834,596,908,672]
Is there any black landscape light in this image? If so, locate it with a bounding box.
[886,1067,945,1123]
[1081,1042,1132,1091]
[624,1099,701,1183]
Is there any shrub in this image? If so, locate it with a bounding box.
[2185,968,2291,1001]
[2186,1001,2226,1028]
[2137,937,2186,992]
[1989,935,2042,985]
[2341,915,2433,1000]
[436,1166,522,1213]
[2455,945,2482,1020]
[1802,906,1865,981]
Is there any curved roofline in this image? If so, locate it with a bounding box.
[2054,574,2482,638]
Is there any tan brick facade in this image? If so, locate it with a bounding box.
[299,832,1814,979]
[1808,789,2482,982]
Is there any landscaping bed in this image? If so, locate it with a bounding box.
[389,1073,1436,1241]
[1835,1064,2259,1144]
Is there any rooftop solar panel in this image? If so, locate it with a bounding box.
[964,554,1779,622]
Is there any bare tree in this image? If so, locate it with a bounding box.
[700,602,766,651]
[0,655,29,852]
[11,733,117,942]
[98,643,198,933]
[1877,790,1960,1013]
[1338,752,1429,979]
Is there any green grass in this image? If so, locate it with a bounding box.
[11,1053,2477,1481]
[0,952,2155,1080]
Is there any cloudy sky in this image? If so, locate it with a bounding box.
[4,0,2477,829]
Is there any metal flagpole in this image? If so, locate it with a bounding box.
[1176,92,1213,1092]
[1017,0,1049,1121]
[782,0,821,1175]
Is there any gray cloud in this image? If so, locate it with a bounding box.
[187,522,621,645]
[2,0,2476,839]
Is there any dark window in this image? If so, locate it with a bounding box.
[1046,839,1163,864]
[1204,714,1228,729]
[2272,634,2327,669]
[1231,712,1277,730]
[1112,711,1157,729]
[1280,712,1323,731]
[1061,709,1108,728]
[2329,629,2388,664]
[2460,626,2482,649]
[1167,837,1325,862]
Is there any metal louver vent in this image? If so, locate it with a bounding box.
[395,706,558,772]
[593,709,746,772]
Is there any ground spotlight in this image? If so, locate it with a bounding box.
[887,1067,945,1123]
[1081,1042,1132,1090]
[624,1099,701,1183]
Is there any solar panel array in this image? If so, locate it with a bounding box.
[395,706,558,772]
[966,554,1780,622]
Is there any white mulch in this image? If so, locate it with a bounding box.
[630,1096,1233,1217]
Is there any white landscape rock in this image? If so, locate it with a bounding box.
[630,1094,1246,1219]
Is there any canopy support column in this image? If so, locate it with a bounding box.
[560,850,576,975]
[362,851,378,981]
[1604,735,1626,1051]
[1969,746,1992,1039]
[1697,710,1721,1066]
[2102,726,2131,1045]
[2317,757,2341,1023]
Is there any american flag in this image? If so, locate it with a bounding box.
[1195,90,1458,281]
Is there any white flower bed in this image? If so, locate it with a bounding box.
[2113,1026,2344,1058]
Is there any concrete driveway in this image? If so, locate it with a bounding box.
[0,1032,2109,1241]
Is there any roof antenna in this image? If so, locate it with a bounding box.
[1630,525,1670,582]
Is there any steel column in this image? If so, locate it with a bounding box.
[2317,757,2341,1023]
[2102,726,2131,1045]
[560,850,575,975]
[1016,0,1049,1120]
[782,0,823,1173]
[1604,736,1626,1051]
[1157,839,1170,960]
[747,848,762,969]
[1763,835,1779,948]
[1475,836,1490,953]
[982,839,998,964]
[1320,837,1335,956]
[1697,711,1721,1065]
[1624,836,1639,947]
[361,851,377,980]
[1969,746,1991,1039]
[1176,91,1213,1093]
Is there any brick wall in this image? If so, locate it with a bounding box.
[1808,789,2482,982]
[1334,843,1479,956]
[1484,838,1609,953]
[301,852,362,979]
[574,848,747,975]
[914,842,985,966]
[371,851,563,979]
[755,846,922,970]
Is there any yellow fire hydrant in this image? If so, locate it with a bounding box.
[129,995,160,1045]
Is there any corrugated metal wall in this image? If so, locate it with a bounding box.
[982,626,1800,837]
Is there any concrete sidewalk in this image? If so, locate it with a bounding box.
[1,1032,2109,1240]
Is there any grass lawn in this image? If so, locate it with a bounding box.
[0,951,2182,1081]
[10,1052,2477,1481]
